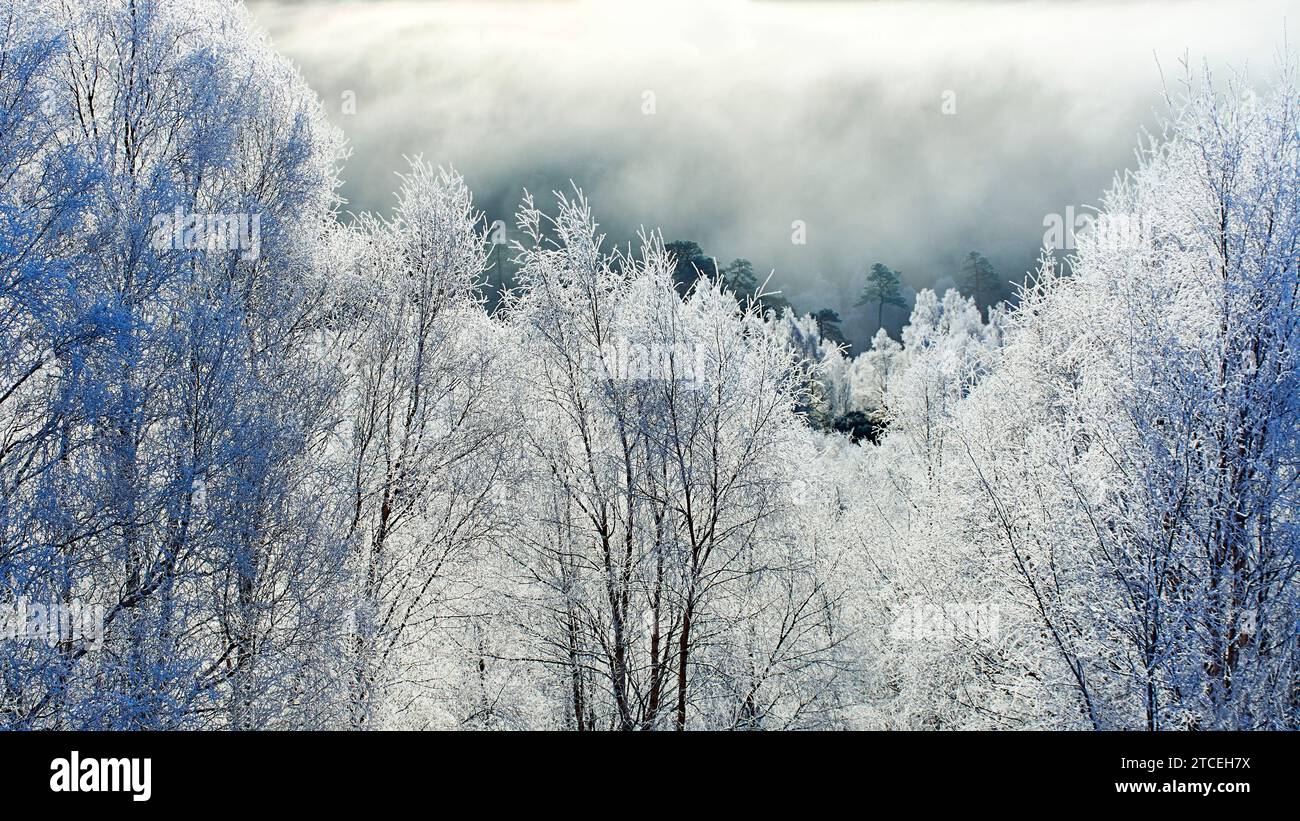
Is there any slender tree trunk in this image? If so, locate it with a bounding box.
[675,592,694,731]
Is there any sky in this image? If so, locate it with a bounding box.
[247,0,1297,346]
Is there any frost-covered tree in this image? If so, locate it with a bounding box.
[489,192,844,729]
[0,0,348,729]
[888,65,1300,730]
[332,162,513,728]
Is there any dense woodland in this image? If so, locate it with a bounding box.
[0,0,1296,729]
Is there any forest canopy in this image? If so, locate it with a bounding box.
[0,0,1296,730]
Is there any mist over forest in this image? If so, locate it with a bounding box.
[250,0,1290,346]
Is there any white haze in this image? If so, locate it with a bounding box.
[248,0,1296,346]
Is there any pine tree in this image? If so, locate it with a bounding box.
[856,263,908,337]
[960,251,1000,317]
[813,308,849,350]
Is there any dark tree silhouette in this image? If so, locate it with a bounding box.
[856,263,908,336]
[664,240,717,295]
[960,251,1000,318]
[814,308,849,350]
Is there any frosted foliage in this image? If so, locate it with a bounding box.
[0,1,1294,729]
[837,70,1300,729]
